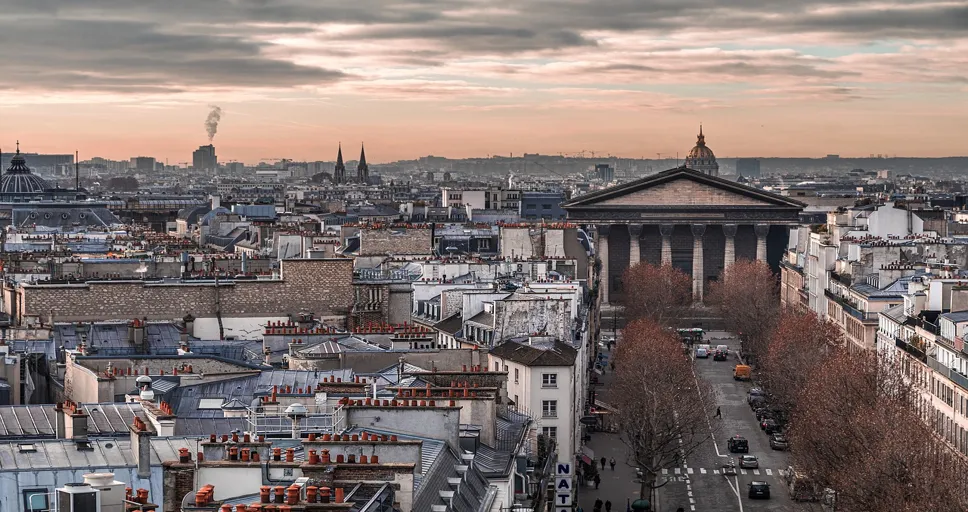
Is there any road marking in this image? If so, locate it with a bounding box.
[688,491,693,497]
[689,498,695,504]
[687,467,694,474]
[740,469,747,475]
[662,469,668,475]
[674,468,681,475]
[713,469,720,474]
[700,468,707,474]
[753,469,760,475]
[766,469,773,476]
[691,507,695,512]
[724,474,744,512]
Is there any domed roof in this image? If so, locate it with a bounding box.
[2,143,51,195]
[685,126,716,161]
[683,126,720,177]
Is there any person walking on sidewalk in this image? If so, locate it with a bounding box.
[600,456,607,470]
[605,500,612,512]
[594,474,601,489]
[593,498,603,512]
[715,406,722,419]
[609,457,616,470]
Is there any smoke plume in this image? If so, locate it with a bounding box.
[205,105,222,142]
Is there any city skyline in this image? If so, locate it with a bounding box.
[1,1,966,163]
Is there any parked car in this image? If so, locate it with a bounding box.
[754,408,774,421]
[727,436,749,453]
[748,388,767,402]
[738,455,759,469]
[761,419,780,434]
[748,481,771,499]
[749,396,768,410]
[713,350,728,361]
[770,434,789,450]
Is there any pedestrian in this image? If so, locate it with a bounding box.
[676,508,685,512]
[605,500,612,512]
[601,457,607,469]
[594,498,603,512]
[610,361,615,371]
[609,457,616,470]
[594,474,601,489]
[715,406,722,418]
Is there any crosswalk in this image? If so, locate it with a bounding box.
[661,467,784,477]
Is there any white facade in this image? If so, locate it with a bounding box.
[488,346,580,465]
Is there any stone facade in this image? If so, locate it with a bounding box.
[359,226,432,256]
[597,179,771,207]
[563,167,805,303]
[15,259,354,324]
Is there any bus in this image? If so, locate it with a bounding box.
[677,328,704,345]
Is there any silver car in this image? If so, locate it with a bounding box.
[739,455,759,469]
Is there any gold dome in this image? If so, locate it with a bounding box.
[684,125,719,176]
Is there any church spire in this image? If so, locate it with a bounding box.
[333,143,346,184]
[357,143,369,184]
[697,124,705,145]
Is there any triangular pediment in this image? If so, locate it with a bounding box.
[563,167,806,209]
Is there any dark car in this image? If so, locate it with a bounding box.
[770,434,789,450]
[713,350,728,361]
[727,435,749,453]
[754,408,773,421]
[748,388,767,401]
[761,419,780,434]
[748,481,771,499]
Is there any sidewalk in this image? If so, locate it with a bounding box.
[577,432,647,512]
[578,341,650,512]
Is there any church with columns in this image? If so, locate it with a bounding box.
[562,166,805,303]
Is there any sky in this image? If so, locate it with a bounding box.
[1,0,966,164]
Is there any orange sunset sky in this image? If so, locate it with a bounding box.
[2,1,966,164]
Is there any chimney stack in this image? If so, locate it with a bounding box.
[130,416,154,479]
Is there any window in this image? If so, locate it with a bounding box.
[526,204,537,210]
[514,368,519,383]
[542,204,551,210]
[24,489,48,512]
[542,400,558,418]
[542,426,557,439]
[495,361,500,371]
[542,373,558,388]
[198,398,225,409]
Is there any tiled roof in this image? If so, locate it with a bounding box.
[488,339,577,367]
[0,402,146,439]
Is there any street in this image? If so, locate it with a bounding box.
[581,330,825,512]
[680,331,823,512]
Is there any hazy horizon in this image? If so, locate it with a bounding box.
[2,1,965,163]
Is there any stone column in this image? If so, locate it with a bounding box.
[691,224,706,301]
[723,223,738,268]
[659,224,674,265]
[628,224,643,267]
[755,224,770,262]
[597,225,610,304]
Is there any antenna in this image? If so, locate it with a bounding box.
[75,151,80,191]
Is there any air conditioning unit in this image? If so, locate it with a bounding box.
[57,484,101,512]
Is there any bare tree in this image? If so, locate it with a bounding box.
[789,351,968,511]
[621,263,692,327]
[707,260,779,363]
[759,310,843,418]
[612,319,717,499]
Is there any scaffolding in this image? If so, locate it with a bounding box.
[244,402,346,437]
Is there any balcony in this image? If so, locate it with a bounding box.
[825,289,876,321]
[895,337,927,364]
[927,354,968,392]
